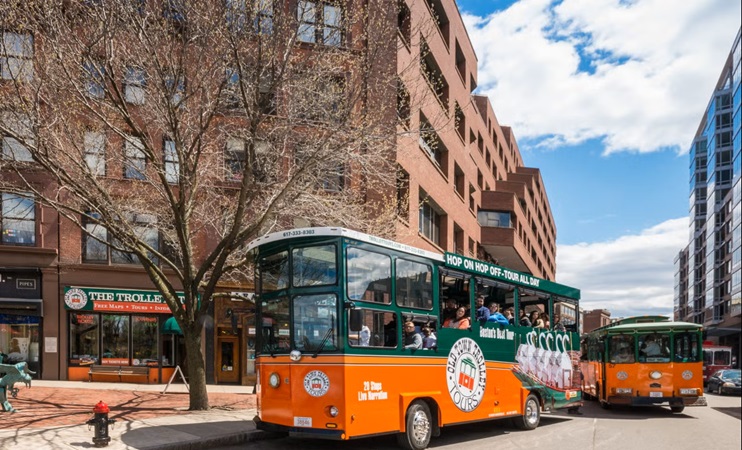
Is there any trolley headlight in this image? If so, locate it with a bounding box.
[269,372,281,388]
[327,406,339,417]
[616,371,629,380]
[680,388,698,395]
[290,350,302,362]
[649,371,662,380]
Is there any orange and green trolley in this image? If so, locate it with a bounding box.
[580,316,706,413]
[247,227,582,449]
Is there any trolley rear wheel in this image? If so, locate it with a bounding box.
[512,394,541,430]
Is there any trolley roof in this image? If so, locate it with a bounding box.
[246,227,445,261]
[595,321,703,334]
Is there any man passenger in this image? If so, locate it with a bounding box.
[475,294,490,323]
[403,321,422,349]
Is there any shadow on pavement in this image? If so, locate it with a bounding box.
[712,407,741,420]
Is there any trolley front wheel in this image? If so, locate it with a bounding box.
[396,400,432,450]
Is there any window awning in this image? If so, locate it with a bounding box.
[161,316,183,335]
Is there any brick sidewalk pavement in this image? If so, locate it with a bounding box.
[1,386,256,431]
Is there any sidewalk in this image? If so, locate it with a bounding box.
[0,380,271,450]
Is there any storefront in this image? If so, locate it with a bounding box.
[212,292,256,385]
[0,269,42,375]
[64,286,186,383]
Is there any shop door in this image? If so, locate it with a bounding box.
[217,336,240,383]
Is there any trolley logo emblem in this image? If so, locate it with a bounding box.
[64,288,88,310]
[303,370,330,397]
[447,338,486,412]
[681,370,693,380]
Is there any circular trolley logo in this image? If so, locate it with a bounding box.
[446,338,487,412]
[681,370,693,380]
[64,288,88,310]
[303,370,330,397]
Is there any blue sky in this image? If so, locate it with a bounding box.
[453,0,741,317]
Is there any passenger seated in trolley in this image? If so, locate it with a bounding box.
[421,326,437,349]
[613,343,634,363]
[403,321,422,349]
[640,334,664,357]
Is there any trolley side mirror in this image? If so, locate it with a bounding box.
[349,309,363,332]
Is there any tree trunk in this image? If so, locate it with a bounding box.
[183,331,209,410]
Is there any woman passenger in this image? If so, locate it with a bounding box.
[447,307,471,329]
[530,310,544,328]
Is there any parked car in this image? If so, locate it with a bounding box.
[707,369,741,396]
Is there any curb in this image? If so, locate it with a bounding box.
[145,429,282,450]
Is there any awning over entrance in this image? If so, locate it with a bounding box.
[162,316,183,335]
[0,298,43,316]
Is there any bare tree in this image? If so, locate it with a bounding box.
[0,0,401,410]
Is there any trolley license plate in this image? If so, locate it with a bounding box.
[294,416,312,427]
[649,391,663,398]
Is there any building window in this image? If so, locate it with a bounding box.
[132,315,158,366]
[163,0,186,24]
[397,79,410,129]
[420,38,448,109]
[454,102,465,141]
[124,135,146,180]
[112,213,159,264]
[225,137,245,180]
[419,191,441,245]
[297,1,343,47]
[397,0,411,48]
[1,111,34,162]
[1,192,35,246]
[101,314,129,364]
[419,114,447,171]
[83,212,108,262]
[84,212,159,265]
[1,32,33,81]
[124,67,146,105]
[255,0,274,35]
[322,163,345,192]
[226,0,273,35]
[165,74,185,106]
[259,76,276,114]
[226,0,247,32]
[478,210,511,228]
[84,131,106,176]
[70,313,99,366]
[224,67,241,108]
[295,75,346,122]
[83,60,105,99]
[397,167,409,220]
[164,139,178,184]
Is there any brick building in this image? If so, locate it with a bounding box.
[1,0,560,384]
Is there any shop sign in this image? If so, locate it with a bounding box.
[64,286,189,314]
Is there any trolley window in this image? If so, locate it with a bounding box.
[346,247,391,303]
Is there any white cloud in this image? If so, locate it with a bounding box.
[555,217,687,318]
[461,0,740,155]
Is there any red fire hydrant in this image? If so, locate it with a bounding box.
[86,400,116,447]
